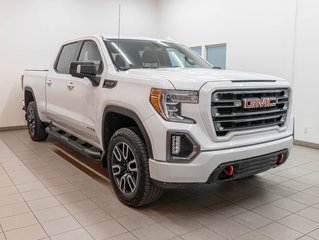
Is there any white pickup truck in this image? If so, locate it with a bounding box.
[22,35,293,206]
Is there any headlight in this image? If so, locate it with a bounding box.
[150,88,199,123]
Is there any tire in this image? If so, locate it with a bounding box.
[107,128,163,207]
[26,101,48,141]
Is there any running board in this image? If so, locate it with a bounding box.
[46,126,102,160]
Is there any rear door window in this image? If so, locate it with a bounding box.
[55,42,79,74]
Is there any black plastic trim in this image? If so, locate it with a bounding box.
[166,130,200,162]
[152,180,200,189]
[46,126,102,159]
[207,149,288,183]
[231,80,277,83]
[102,79,118,89]
[102,106,153,160]
[24,87,36,111]
[152,149,289,188]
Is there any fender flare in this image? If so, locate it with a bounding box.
[24,86,37,109]
[102,105,153,159]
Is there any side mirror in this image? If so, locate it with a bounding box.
[70,62,100,86]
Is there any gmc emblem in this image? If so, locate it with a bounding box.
[243,97,277,109]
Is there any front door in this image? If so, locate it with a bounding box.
[62,40,104,146]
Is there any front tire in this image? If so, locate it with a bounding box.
[107,128,163,207]
[26,101,48,141]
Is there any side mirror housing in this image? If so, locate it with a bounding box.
[70,62,100,86]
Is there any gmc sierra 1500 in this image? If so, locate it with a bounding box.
[22,36,293,206]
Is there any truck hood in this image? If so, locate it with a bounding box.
[127,68,284,90]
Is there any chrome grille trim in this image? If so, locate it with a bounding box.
[211,89,289,136]
[212,107,288,118]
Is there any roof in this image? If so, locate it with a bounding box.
[63,35,175,45]
[102,35,174,42]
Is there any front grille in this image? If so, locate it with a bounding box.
[211,89,289,136]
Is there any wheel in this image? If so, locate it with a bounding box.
[26,101,48,141]
[107,128,163,207]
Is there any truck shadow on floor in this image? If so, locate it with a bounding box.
[48,137,282,216]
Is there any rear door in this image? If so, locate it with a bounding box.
[45,41,81,125]
[62,40,104,145]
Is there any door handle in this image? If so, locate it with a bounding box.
[47,80,52,86]
[67,82,74,90]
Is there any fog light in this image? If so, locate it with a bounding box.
[167,131,200,161]
[171,135,181,155]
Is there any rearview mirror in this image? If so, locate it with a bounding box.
[70,62,100,86]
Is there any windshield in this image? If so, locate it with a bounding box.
[104,39,212,70]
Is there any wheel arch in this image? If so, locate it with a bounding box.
[102,106,153,167]
[24,86,37,109]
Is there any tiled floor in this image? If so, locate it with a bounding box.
[0,130,318,240]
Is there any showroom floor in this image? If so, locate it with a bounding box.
[0,131,318,240]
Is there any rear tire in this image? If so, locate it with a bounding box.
[107,128,163,207]
[26,101,48,141]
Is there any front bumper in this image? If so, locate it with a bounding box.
[149,135,293,184]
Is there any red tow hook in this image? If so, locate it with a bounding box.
[277,153,285,165]
[224,165,234,177]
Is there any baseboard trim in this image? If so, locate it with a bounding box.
[294,140,319,150]
[0,125,27,132]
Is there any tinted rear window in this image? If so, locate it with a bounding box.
[56,42,78,74]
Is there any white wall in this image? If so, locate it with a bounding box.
[157,0,319,144]
[1,0,318,145]
[157,0,296,80]
[0,0,158,128]
[292,0,319,144]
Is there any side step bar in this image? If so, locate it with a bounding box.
[46,126,102,160]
